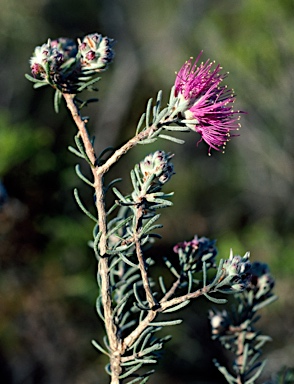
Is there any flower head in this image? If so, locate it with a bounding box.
[173,235,217,273]
[78,33,115,73]
[208,309,230,337]
[248,262,275,300]
[30,38,78,77]
[174,52,242,153]
[217,250,252,292]
[139,150,174,185]
[28,33,114,94]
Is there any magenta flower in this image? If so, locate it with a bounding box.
[174,52,242,153]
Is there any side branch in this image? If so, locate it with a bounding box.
[123,283,214,350]
[63,93,97,166]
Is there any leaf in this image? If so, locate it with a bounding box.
[118,363,144,379]
[107,216,133,238]
[68,145,85,159]
[25,73,44,83]
[77,76,101,92]
[161,125,190,132]
[150,319,182,326]
[75,164,94,186]
[137,138,157,145]
[153,107,169,126]
[73,188,97,222]
[74,134,93,166]
[91,339,110,356]
[33,81,49,89]
[162,300,190,313]
[145,98,153,129]
[203,293,227,304]
[158,134,185,144]
[252,295,278,311]
[54,89,62,113]
[158,276,166,294]
[136,112,146,135]
[118,252,138,268]
[245,360,267,384]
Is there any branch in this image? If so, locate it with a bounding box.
[123,283,214,350]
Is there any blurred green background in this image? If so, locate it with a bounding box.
[0,0,294,383]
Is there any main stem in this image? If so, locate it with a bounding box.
[63,93,122,383]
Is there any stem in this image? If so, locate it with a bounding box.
[63,93,122,383]
[161,276,182,303]
[123,283,214,349]
[236,330,246,384]
[63,93,96,166]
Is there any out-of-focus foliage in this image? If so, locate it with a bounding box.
[0,0,294,383]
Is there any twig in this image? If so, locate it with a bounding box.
[161,276,182,303]
[123,283,214,350]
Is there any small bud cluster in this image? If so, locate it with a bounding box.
[173,235,217,273]
[78,33,115,72]
[29,33,114,93]
[248,261,275,300]
[139,150,174,186]
[218,250,252,292]
[209,309,231,336]
[209,261,276,383]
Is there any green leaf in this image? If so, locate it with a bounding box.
[68,145,85,158]
[145,97,153,129]
[136,112,146,135]
[25,73,43,83]
[162,300,190,313]
[150,319,182,326]
[33,81,49,89]
[91,339,110,356]
[203,293,227,304]
[77,76,101,92]
[158,134,185,144]
[73,188,97,222]
[54,89,62,113]
[75,164,94,186]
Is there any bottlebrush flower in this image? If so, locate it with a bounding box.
[174,52,242,153]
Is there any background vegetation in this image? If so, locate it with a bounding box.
[0,0,293,383]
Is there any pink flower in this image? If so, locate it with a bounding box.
[174,52,242,153]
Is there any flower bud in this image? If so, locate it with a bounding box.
[220,250,251,292]
[209,309,230,336]
[78,33,115,72]
[173,235,217,272]
[249,262,275,299]
[139,151,174,185]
